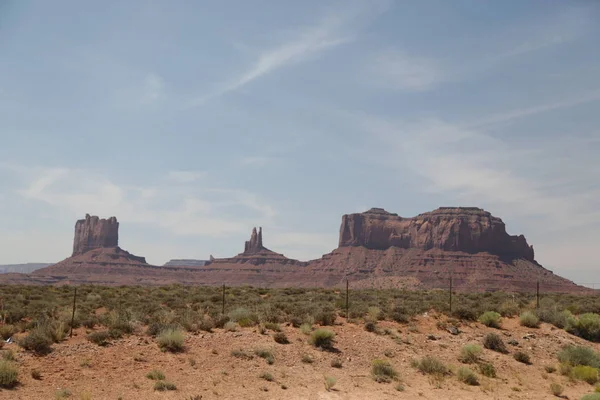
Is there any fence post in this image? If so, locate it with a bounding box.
[70,287,77,338]
[449,276,453,314]
[536,281,540,309]
[346,279,349,320]
[222,284,226,316]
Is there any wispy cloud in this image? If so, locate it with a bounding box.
[369,49,441,92]
[114,72,164,109]
[187,1,388,107]
[7,165,276,238]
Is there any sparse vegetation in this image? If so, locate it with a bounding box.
[514,351,531,365]
[412,356,449,376]
[157,328,184,352]
[259,371,274,382]
[331,358,343,368]
[254,349,275,365]
[146,369,166,380]
[324,375,336,391]
[483,333,508,354]
[371,359,398,383]
[458,344,482,364]
[550,382,563,396]
[479,362,497,378]
[572,365,599,384]
[310,329,335,349]
[19,328,53,355]
[558,345,600,368]
[0,360,19,388]
[273,332,289,344]
[301,354,313,364]
[479,311,502,328]
[87,331,110,346]
[154,381,177,391]
[520,311,540,328]
[457,367,479,385]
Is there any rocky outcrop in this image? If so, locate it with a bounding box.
[209,227,306,267]
[73,214,119,256]
[339,207,534,261]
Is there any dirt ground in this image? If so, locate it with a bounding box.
[2,314,599,400]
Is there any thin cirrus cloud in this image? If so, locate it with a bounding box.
[186,1,390,107]
[8,165,276,237]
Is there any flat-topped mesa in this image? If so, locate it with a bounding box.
[73,214,119,256]
[339,207,535,261]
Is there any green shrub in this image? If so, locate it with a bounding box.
[259,371,274,382]
[87,331,110,346]
[310,329,335,349]
[457,367,479,385]
[365,321,378,333]
[581,393,600,400]
[324,375,336,391]
[371,359,398,383]
[315,311,336,326]
[458,344,482,364]
[573,365,599,384]
[550,382,563,396]
[519,311,540,328]
[19,328,53,355]
[413,356,449,376]
[254,349,274,365]
[558,345,600,368]
[273,332,289,344]
[146,369,165,380]
[479,363,496,378]
[228,308,257,327]
[453,307,477,321]
[514,351,531,365]
[0,360,18,388]
[264,322,281,332]
[154,381,176,391]
[479,311,502,328]
[499,301,520,317]
[483,333,508,354]
[0,325,16,341]
[567,313,600,342]
[300,323,312,335]
[2,350,14,361]
[224,322,238,332]
[157,328,184,352]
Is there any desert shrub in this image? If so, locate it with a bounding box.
[310,329,335,349]
[573,366,600,385]
[315,311,336,326]
[104,310,134,334]
[558,345,600,368]
[2,350,14,361]
[301,354,313,364]
[224,322,238,332]
[520,311,540,328]
[479,311,502,328]
[581,394,600,400]
[0,325,16,340]
[254,349,274,365]
[324,375,336,391]
[371,359,398,383]
[197,317,214,332]
[0,360,18,388]
[457,367,479,385]
[146,369,165,380]
[413,356,449,376]
[154,381,176,391]
[228,308,258,327]
[259,371,274,382]
[483,333,508,354]
[545,365,557,373]
[147,323,176,337]
[157,328,184,353]
[264,322,281,332]
[230,349,253,360]
[31,369,41,380]
[331,358,343,368]
[538,308,574,329]
[87,331,110,346]
[55,388,71,398]
[300,323,312,335]
[499,301,520,317]
[479,363,496,378]
[453,307,477,321]
[458,344,482,364]
[550,383,563,396]
[19,328,53,355]
[391,306,410,323]
[367,307,382,321]
[213,315,230,329]
[567,313,600,342]
[514,351,531,365]
[273,332,289,344]
[365,321,378,333]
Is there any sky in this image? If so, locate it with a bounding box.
[0,0,599,284]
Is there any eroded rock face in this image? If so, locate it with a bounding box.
[244,227,264,254]
[339,207,534,261]
[73,214,119,256]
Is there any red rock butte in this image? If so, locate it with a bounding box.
[0,208,590,292]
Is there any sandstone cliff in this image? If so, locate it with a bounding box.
[73,214,119,256]
[339,207,534,261]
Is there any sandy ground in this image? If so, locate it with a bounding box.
[1,314,600,400]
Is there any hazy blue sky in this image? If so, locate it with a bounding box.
[1,1,599,284]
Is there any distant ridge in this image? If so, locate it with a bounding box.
[163,259,209,267]
[0,263,52,274]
